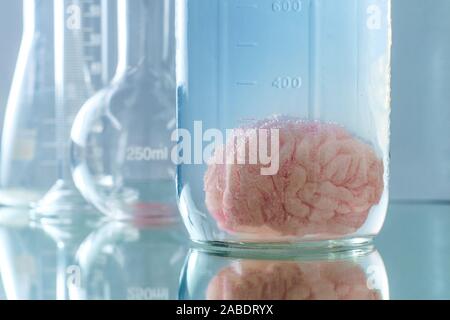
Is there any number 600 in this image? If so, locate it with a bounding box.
[272,0,302,12]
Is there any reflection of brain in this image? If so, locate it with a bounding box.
[207,260,381,300]
[204,118,384,239]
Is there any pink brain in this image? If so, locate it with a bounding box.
[206,260,381,300]
[204,118,384,239]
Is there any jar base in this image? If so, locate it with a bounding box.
[191,237,375,259]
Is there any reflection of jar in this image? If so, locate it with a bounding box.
[180,247,389,300]
[176,0,391,247]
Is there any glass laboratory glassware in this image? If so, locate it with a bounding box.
[179,247,389,300]
[71,0,177,221]
[176,0,391,248]
[0,0,56,206]
[70,219,187,300]
[35,0,117,214]
[0,0,117,211]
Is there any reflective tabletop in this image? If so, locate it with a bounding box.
[0,202,448,300]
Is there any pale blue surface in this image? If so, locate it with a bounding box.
[376,202,450,299]
[0,202,449,300]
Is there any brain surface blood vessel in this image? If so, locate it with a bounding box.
[204,117,384,240]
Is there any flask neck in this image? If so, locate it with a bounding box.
[116,0,174,76]
[24,0,53,35]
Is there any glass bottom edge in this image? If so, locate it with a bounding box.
[190,237,375,259]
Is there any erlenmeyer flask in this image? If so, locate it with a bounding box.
[1,0,117,212]
[71,0,177,221]
[0,0,56,206]
[36,0,117,214]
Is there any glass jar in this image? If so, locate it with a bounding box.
[179,247,389,300]
[176,0,391,248]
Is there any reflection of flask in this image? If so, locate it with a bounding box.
[72,0,177,220]
[0,209,36,300]
[180,247,389,300]
[30,213,99,300]
[0,0,56,206]
[0,210,105,300]
[72,220,187,300]
[0,280,4,299]
[0,208,58,300]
